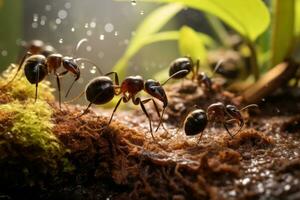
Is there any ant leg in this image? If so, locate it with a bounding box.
[142,98,167,133]
[34,65,40,103]
[196,132,204,144]
[223,122,234,138]
[65,76,78,98]
[105,71,119,86]
[226,118,244,137]
[55,71,68,109]
[108,97,123,125]
[134,97,155,141]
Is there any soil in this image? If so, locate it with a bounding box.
[2,80,300,200]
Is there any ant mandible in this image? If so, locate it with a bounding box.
[2,39,102,108]
[78,69,188,141]
[169,57,223,91]
[182,102,258,142]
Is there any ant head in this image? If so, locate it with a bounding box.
[62,56,80,79]
[226,104,243,124]
[144,79,168,107]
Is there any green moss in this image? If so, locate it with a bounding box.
[0,66,74,188]
[0,64,54,101]
[0,100,74,187]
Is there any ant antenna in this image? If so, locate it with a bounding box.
[74,38,88,55]
[212,59,224,76]
[161,69,189,86]
[240,104,258,111]
[65,91,85,103]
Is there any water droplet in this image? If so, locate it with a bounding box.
[114,31,118,36]
[58,10,68,19]
[40,16,47,26]
[59,38,63,44]
[31,22,38,28]
[33,14,39,22]
[80,63,85,69]
[99,34,105,40]
[45,4,52,11]
[86,30,92,36]
[131,0,137,6]
[90,22,96,28]
[1,50,8,56]
[104,23,114,33]
[86,46,92,52]
[242,178,250,185]
[55,18,62,24]
[90,66,97,74]
[84,23,89,28]
[140,10,144,15]
[64,2,72,9]
[71,27,75,32]
[284,184,291,191]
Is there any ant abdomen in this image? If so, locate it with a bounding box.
[85,76,115,104]
[169,57,192,79]
[24,55,48,84]
[184,109,207,136]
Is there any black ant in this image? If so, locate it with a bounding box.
[2,39,102,108]
[181,102,258,142]
[169,57,223,91]
[77,69,188,141]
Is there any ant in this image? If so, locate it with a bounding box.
[169,57,223,91]
[181,102,258,142]
[77,69,188,141]
[2,39,102,108]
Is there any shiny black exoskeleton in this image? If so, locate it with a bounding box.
[80,70,188,141]
[3,39,101,108]
[169,57,220,91]
[182,102,258,142]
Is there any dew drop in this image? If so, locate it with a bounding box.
[31,22,38,29]
[80,63,85,69]
[58,10,68,19]
[1,50,8,56]
[84,23,89,28]
[90,66,97,74]
[140,10,144,15]
[104,23,114,33]
[131,0,137,6]
[45,4,52,11]
[90,22,96,28]
[86,30,93,36]
[86,46,92,52]
[64,2,72,9]
[33,14,39,22]
[55,18,62,24]
[59,38,63,44]
[99,34,105,40]
[71,27,75,32]
[114,31,118,36]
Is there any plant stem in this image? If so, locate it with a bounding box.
[246,41,259,81]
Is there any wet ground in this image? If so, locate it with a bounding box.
[2,80,300,200]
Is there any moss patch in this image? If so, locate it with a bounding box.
[0,64,54,102]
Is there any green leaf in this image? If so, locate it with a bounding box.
[135,0,270,41]
[179,26,208,70]
[294,0,300,37]
[271,0,295,67]
[112,3,184,78]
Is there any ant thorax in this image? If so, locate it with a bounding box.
[121,76,144,95]
[207,102,226,123]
